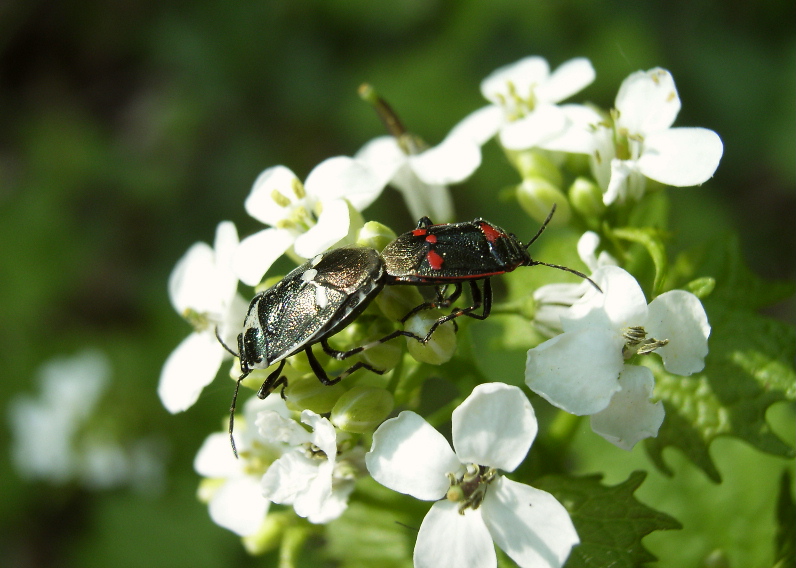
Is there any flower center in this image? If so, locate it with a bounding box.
[271,179,319,232]
[610,109,644,161]
[445,463,498,514]
[182,307,214,333]
[397,132,427,156]
[495,81,538,122]
[622,326,669,359]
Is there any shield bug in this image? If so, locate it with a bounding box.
[381,205,599,341]
[224,246,420,456]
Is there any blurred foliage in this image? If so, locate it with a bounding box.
[0,1,793,567]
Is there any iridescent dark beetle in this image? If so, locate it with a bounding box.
[225,246,419,456]
[381,205,598,340]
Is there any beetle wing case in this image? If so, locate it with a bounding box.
[244,247,385,369]
[382,219,530,282]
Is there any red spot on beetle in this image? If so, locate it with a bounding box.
[427,249,444,270]
[479,222,503,243]
[425,234,437,244]
[412,228,427,237]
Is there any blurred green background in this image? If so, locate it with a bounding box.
[1,1,793,567]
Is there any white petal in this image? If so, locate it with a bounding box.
[256,410,311,446]
[261,451,317,504]
[447,105,502,146]
[637,127,723,187]
[244,165,301,226]
[212,221,241,302]
[602,158,637,205]
[452,383,537,472]
[482,477,579,568]
[538,104,604,154]
[535,57,596,103]
[525,328,625,415]
[414,500,495,568]
[303,411,338,458]
[646,290,710,375]
[305,472,354,524]
[591,365,664,450]
[564,266,648,331]
[615,68,681,135]
[168,242,218,315]
[293,460,335,522]
[194,432,241,478]
[158,332,224,413]
[292,199,351,258]
[304,155,384,211]
[481,56,550,104]
[390,166,455,222]
[410,137,481,185]
[366,411,460,501]
[232,227,294,287]
[209,476,269,536]
[499,103,567,150]
[355,136,407,187]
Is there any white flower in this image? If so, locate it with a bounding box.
[532,231,617,337]
[525,266,709,449]
[450,56,597,155]
[590,68,724,205]
[158,221,248,414]
[233,157,386,286]
[8,350,163,490]
[194,396,289,536]
[260,409,362,524]
[356,131,480,222]
[366,383,579,568]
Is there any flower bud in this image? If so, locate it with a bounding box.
[357,221,397,251]
[506,149,563,187]
[516,177,571,226]
[404,311,457,365]
[375,286,426,323]
[568,176,606,220]
[686,276,715,299]
[283,375,346,414]
[331,385,394,433]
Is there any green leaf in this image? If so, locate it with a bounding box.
[644,237,795,482]
[536,471,681,568]
[774,471,795,568]
[324,479,417,568]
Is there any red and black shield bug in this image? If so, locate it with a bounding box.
[221,246,421,456]
[381,205,599,341]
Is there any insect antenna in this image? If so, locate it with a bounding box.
[215,326,239,357]
[523,204,558,251]
[529,260,602,292]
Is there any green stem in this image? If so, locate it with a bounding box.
[279,525,310,568]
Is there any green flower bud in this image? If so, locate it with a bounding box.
[375,286,426,323]
[357,221,397,251]
[568,176,606,220]
[516,177,571,226]
[506,149,563,187]
[331,385,394,433]
[283,375,346,414]
[686,276,716,299]
[404,311,457,365]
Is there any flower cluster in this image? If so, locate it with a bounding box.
[8,350,163,491]
[156,54,721,566]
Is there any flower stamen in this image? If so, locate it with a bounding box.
[446,463,498,514]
